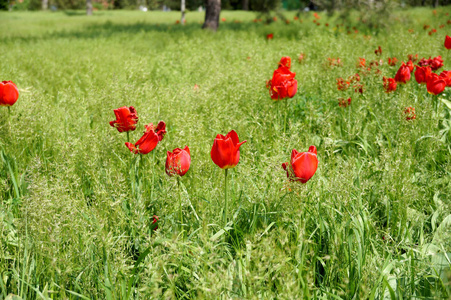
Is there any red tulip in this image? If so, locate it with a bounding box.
[429,56,444,71]
[125,121,166,154]
[439,70,451,87]
[394,62,411,83]
[354,83,364,94]
[338,97,351,107]
[419,56,444,71]
[336,78,350,91]
[165,146,191,177]
[388,57,398,66]
[445,35,451,49]
[383,77,397,93]
[282,146,318,183]
[374,46,382,56]
[404,107,416,121]
[109,106,138,133]
[298,53,305,63]
[278,56,291,69]
[406,60,414,72]
[152,215,159,230]
[268,66,298,100]
[266,33,274,40]
[407,54,418,63]
[0,81,19,107]
[426,73,446,95]
[221,18,226,22]
[211,130,246,169]
[357,58,366,68]
[414,66,432,84]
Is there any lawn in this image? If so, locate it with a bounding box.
[0,7,450,299]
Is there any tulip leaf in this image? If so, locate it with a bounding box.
[441,99,451,111]
[210,226,232,241]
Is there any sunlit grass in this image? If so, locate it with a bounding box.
[0,7,450,299]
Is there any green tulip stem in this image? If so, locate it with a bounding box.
[126,131,130,143]
[224,168,229,226]
[7,106,11,133]
[283,99,288,134]
[177,176,183,234]
[151,150,155,203]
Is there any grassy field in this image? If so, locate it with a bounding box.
[1,7,451,299]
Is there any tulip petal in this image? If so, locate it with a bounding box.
[227,130,239,146]
[211,137,235,169]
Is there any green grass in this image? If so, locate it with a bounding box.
[0,7,450,299]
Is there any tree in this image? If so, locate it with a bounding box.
[181,0,186,24]
[86,0,92,15]
[42,0,48,10]
[242,0,248,10]
[202,0,221,31]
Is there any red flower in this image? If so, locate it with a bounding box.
[151,215,159,230]
[348,73,360,83]
[125,122,166,154]
[404,107,416,121]
[268,66,298,100]
[383,77,397,93]
[211,130,246,169]
[294,16,299,21]
[278,56,292,69]
[388,57,398,66]
[407,54,419,63]
[266,33,274,40]
[406,60,414,72]
[282,146,318,183]
[298,53,305,63]
[327,58,342,67]
[354,83,364,94]
[166,146,191,177]
[336,78,350,91]
[273,17,277,22]
[424,24,430,30]
[313,12,320,19]
[439,70,451,87]
[429,56,444,71]
[414,66,432,84]
[394,62,411,83]
[357,58,366,68]
[338,97,351,107]
[221,18,226,22]
[374,46,382,56]
[428,29,437,36]
[418,58,428,67]
[426,73,446,95]
[109,106,139,133]
[0,81,19,107]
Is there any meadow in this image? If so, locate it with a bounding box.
[0,7,451,299]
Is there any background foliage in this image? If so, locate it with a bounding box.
[1,0,451,11]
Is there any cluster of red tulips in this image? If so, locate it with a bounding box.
[109,106,251,176]
[334,35,450,121]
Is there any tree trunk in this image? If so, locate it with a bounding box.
[242,0,248,11]
[202,0,221,31]
[42,0,48,10]
[86,0,93,15]
[181,0,186,24]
